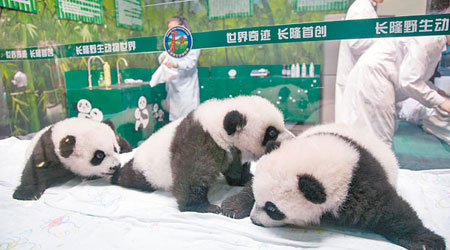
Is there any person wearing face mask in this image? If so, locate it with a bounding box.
[335,0,384,121]
[158,16,201,121]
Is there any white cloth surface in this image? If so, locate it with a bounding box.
[1,137,449,250]
[335,0,378,121]
[158,50,201,121]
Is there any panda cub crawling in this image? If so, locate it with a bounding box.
[112,95,294,214]
[13,117,132,200]
[250,124,445,250]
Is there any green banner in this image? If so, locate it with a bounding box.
[295,0,348,12]
[1,14,449,61]
[194,13,450,49]
[207,0,253,20]
[56,0,104,24]
[0,0,37,13]
[115,0,143,30]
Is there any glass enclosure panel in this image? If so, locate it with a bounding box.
[1,1,449,249]
[0,0,449,163]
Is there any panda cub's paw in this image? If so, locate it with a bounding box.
[206,204,222,214]
[184,203,222,214]
[221,197,253,219]
[399,231,446,250]
[13,186,42,201]
[221,188,254,219]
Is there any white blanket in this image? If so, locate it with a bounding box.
[0,137,449,250]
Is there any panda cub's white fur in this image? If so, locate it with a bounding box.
[298,123,398,186]
[194,96,290,162]
[112,95,294,214]
[250,123,446,250]
[51,118,122,177]
[132,118,183,191]
[251,134,360,226]
[14,117,127,200]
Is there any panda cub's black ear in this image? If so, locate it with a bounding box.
[223,110,247,135]
[59,136,76,158]
[298,174,326,204]
[31,128,60,168]
[102,120,132,153]
[103,120,115,131]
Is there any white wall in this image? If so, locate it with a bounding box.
[377,0,427,16]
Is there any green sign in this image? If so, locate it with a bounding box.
[207,0,253,20]
[115,0,143,30]
[0,47,55,60]
[295,0,348,12]
[56,0,104,24]
[1,14,449,61]
[0,0,37,13]
[194,14,450,49]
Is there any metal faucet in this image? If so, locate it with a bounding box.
[116,57,128,85]
[88,56,105,88]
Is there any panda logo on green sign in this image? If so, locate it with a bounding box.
[164,26,193,58]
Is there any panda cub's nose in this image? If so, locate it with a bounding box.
[250,217,265,227]
[110,165,120,171]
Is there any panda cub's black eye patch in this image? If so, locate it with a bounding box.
[262,126,279,146]
[91,150,105,166]
[264,201,286,221]
[298,174,326,204]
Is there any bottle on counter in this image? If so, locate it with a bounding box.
[309,62,315,77]
[286,64,291,77]
[301,62,307,77]
[282,64,286,76]
[103,62,111,87]
[98,72,105,86]
[295,63,300,77]
[290,63,296,78]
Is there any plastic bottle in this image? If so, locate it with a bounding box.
[301,62,307,77]
[286,64,291,77]
[103,62,111,87]
[98,72,105,86]
[282,64,286,76]
[291,63,296,77]
[295,63,300,77]
[309,62,315,77]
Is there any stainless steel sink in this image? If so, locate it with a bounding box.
[89,83,147,90]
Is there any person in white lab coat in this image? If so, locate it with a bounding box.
[159,16,200,121]
[335,0,384,121]
[340,35,450,146]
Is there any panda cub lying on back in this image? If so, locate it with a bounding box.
[250,124,445,250]
[112,95,294,214]
[13,118,132,200]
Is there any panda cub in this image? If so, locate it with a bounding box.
[13,118,132,201]
[250,124,445,250]
[112,95,294,214]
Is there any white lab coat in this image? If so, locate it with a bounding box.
[335,0,378,121]
[158,49,201,121]
[339,36,447,146]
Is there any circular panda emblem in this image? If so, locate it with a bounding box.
[164,26,193,58]
[89,108,103,122]
[76,99,103,121]
[77,99,92,119]
[134,96,149,131]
